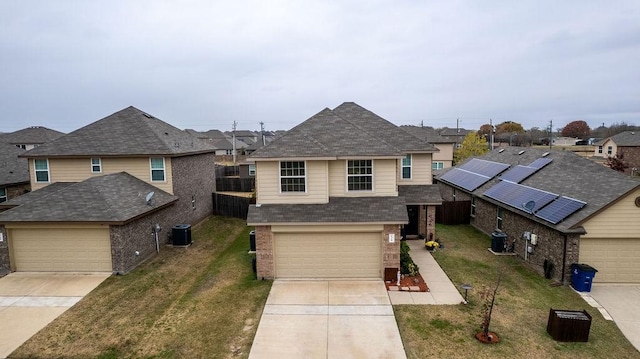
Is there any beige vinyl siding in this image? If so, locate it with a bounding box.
[432,143,454,169]
[581,189,640,238]
[397,153,433,185]
[30,157,173,193]
[255,160,328,204]
[7,224,112,272]
[328,159,397,197]
[580,238,640,283]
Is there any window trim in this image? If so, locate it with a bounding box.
[607,145,613,156]
[471,196,476,217]
[0,187,6,203]
[347,159,374,192]
[597,146,603,154]
[91,158,102,173]
[497,207,503,230]
[279,161,307,193]
[150,157,166,182]
[401,154,412,179]
[34,159,50,183]
[248,164,256,176]
[432,161,444,170]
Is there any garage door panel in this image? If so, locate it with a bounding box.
[275,232,381,278]
[580,238,640,283]
[11,228,112,272]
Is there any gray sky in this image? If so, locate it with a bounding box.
[2,1,639,134]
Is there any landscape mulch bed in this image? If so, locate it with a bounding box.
[385,273,429,292]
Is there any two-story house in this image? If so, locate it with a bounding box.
[0,106,216,274]
[247,102,441,280]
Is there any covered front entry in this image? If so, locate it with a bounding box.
[274,232,381,278]
[579,238,640,283]
[8,226,112,272]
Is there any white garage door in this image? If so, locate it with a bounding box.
[580,238,640,283]
[11,228,112,272]
[274,232,381,278]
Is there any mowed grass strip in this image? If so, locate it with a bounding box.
[11,216,271,359]
[395,224,640,359]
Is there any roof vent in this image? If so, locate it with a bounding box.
[498,148,505,153]
[518,150,525,155]
[143,113,153,118]
[542,152,550,157]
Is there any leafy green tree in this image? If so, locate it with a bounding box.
[454,132,489,165]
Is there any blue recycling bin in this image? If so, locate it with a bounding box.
[571,264,598,292]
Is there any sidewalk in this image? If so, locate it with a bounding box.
[388,239,464,305]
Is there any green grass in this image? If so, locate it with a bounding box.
[396,224,640,359]
[11,216,271,359]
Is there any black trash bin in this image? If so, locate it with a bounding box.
[491,232,507,253]
[172,224,192,246]
[249,230,256,252]
[571,264,598,292]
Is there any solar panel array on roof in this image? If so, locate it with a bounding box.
[459,158,510,177]
[535,196,586,224]
[439,168,490,191]
[499,165,538,183]
[529,158,553,169]
[484,181,557,213]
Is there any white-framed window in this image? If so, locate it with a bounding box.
[597,146,603,154]
[497,207,503,230]
[249,164,256,176]
[401,154,412,179]
[34,159,50,183]
[150,157,166,182]
[225,149,233,155]
[280,161,306,192]
[607,146,613,156]
[0,187,6,203]
[91,158,102,173]
[452,188,456,201]
[432,161,444,170]
[347,160,373,191]
[471,196,476,217]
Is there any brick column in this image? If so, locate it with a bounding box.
[382,225,401,273]
[255,226,274,279]
[0,226,9,273]
[426,205,436,241]
[418,205,427,236]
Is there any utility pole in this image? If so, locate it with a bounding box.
[489,118,494,150]
[455,118,460,149]
[232,121,237,164]
[260,121,265,146]
[548,119,553,150]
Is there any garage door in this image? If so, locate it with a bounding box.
[580,238,640,283]
[11,228,112,272]
[274,232,381,278]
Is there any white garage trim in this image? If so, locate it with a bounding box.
[274,232,382,279]
[580,238,640,283]
[8,226,112,272]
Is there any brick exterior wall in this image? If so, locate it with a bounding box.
[617,147,640,175]
[170,153,216,226]
[471,197,579,283]
[5,183,31,201]
[383,224,401,271]
[426,205,436,241]
[255,225,274,279]
[0,225,8,273]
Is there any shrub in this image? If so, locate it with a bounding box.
[400,241,420,275]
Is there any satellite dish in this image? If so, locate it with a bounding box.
[145,191,155,205]
[522,200,536,213]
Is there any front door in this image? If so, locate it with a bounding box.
[405,205,419,236]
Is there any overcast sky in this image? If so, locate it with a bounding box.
[1,1,639,134]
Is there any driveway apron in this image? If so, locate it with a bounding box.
[249,280,407,359]
[0,272,110,358]
[585,284,640,351]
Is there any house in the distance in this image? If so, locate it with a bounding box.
[0,143,30,203]
[247,102,441,280]
[593,131,640,175]
[0,107,216,274]
[0,126,65,150]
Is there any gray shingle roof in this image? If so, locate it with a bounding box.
[0,126,64,145]
[250,102,436,159]
[608,131,640,147]
[247,196,408,224]
[22,107,215,158]
[400,126,457,144]
[398,185,443,205]
[440,147,640,232]
[0,143,29,186]
[0,172,178,223]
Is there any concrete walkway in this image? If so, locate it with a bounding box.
[0,272,110,358]
[249,280,406,359]
[388,239,465,305]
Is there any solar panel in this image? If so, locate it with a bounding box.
[484,181,557,213]
[535,196,586,224]
[529,158,553,169]
[459,158,510,178]
[500,165,538,183]
[440,168,491,191]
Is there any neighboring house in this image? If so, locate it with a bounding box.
[437,147,640,284]
[246,102,441,280]
[594,131,640,174]
[0,106,216,274]
[402,126,457,171]
[0,143,30,203]
[0,126,65,150]
[551,136,578,146]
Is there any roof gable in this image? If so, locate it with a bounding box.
[0,143,29,186]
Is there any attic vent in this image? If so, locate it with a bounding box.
[498,148,505,153]
[542,152,550,157]
[143,113,153,118]
[518,150,525,155]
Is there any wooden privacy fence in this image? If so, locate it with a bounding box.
[212,193,256,219]
[436,201,471,225]
[216,178,255,192]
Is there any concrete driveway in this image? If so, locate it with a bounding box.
[0,272,110,358]
[249,280,406,359]
[587,284,640,351]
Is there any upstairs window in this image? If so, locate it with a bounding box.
[34,159,50,183]
[150,157,166,181]
[0,187,6,203]
[249,164,256,176]
[91,158,102,173]
[280,161,306,192]
[347,160,373,191]
[432,161,444,170]
[401,154,412,179]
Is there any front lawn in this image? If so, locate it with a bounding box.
[11,216,271,359]
[395,224,639,359]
